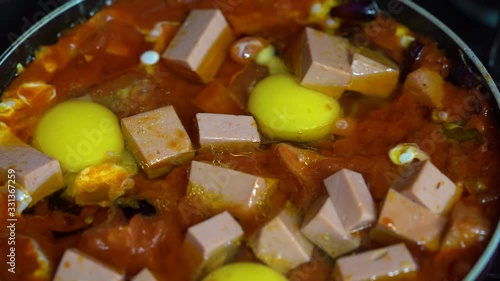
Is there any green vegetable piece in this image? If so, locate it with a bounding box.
[442,124,480,143]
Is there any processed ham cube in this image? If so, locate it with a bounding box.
[323,169,376,232]
[300,196,360,258]
[333,243,418,281]
[347,51,400,98]
[250,204,314,273]
[394,160,460,215]
[53,248,124,281]
[371,189,447,251]
[162,9,235,83]
[121,106,195,179]
[184,211,244,279]
[187,160,277,211]
[292,27,352,98]
[196,113,260,149]
[0,137,64,213]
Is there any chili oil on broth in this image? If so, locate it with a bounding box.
[0,0,499,280]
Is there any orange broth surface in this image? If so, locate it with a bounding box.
[1,0,500,280]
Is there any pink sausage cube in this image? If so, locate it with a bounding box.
[323,169,376,232]
[293,27,352,98]
[188,161,276,211]
[333,243,418,281]
[301,196,360,258]
[121,106,195,179]
[162,9,235,83]
[394,160,459,215]
[251,204,314,273]
[184,211,244,278]
[53,248,124,281]
[196,113,260,149]
[347,52,400,98]
[371,189,447,251]
[0,144,64,212]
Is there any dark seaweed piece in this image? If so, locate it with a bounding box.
[115,197,156,219]
[400,39,425,80]
[20,205,36,215]
[330,0,378,22]
[409,39,425,62]
[47,189,82,215]
[449,49,482,88]
[52,228,88,239]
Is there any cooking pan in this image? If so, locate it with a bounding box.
[0,0,499,280]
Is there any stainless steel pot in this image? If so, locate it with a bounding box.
[0,0,499,280]
[0,0,108,92]
[376,2,500,278]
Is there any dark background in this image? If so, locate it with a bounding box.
[0,0,499,79]
[0,0,499,279]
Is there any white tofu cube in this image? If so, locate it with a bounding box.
[333,243,418,281]
[395,160,460,215]
[121,106,194,179]
[371,189,447,251]
[53,248,124,281]
[184,211,244,279]
[188,161,276,211]
[196,113,260,149]
[301,196,360,258]
[292,27,352,98]
[162,9,235,83]
[251,204,314,273]
[324,169,376,232]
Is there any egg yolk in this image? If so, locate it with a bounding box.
[33,100,124,172]
[202,262,287,281]
[248,74,341,142]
